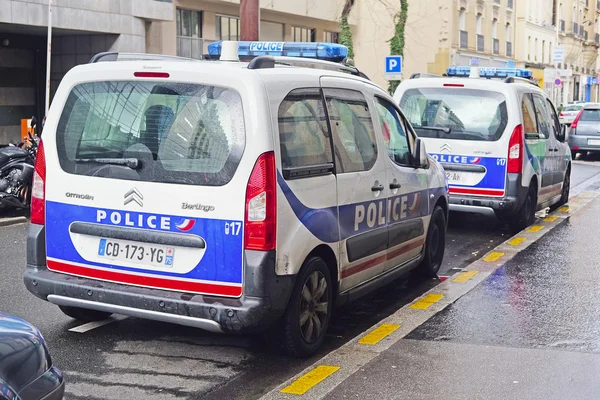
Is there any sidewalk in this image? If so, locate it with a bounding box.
[262,186,600,400]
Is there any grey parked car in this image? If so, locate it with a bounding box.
[568,103,600,158]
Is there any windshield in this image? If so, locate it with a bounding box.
[564,105,583,112]
[56,81,245,186]
[579,109,600,121]
[399,88,508,141]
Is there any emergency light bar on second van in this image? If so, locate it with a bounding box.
[207,41,349,63]
[447,66,533,79]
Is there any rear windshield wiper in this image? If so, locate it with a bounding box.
[415,126,451,134]
[75,157,141,170]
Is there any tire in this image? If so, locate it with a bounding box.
[509,185,537,234]
[556,169,571,208]
[59,305,112,322]
[571,150,578,160]
[418,206,446,278]
[280,257,333,358]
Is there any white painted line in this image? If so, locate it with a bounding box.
[69,315,127,333]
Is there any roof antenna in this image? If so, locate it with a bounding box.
[220,41,239,62]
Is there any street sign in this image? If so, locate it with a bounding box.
[507,60,516,68]
[470,57,480,66]
[555,78,562,86]
[552,45,565,63]
[385,56,403,80]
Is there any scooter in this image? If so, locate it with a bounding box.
[0,117,40,210]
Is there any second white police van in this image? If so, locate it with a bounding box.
[394,67,571,233]
[24,42,448,357]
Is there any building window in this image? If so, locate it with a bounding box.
[476,14,484,52]
[324,31,340,43]
[216,15,240,41]
[260,21,284,41]
[542,40,546,63]
[535,38,538,61]
[176,9,203,59]
[459,8,467,49]
[528,36,531,60]
[293,26,316,42]
[492,19,499,55]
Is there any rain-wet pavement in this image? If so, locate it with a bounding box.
[320,187,600,399]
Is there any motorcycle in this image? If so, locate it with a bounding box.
[0,117,40,210]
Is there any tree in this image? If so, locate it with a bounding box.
[388,0,408,94]
[340,0,356,64]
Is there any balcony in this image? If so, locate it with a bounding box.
[477,34,484,51]
[493,0,500,7]
[560,19,565,32]
[460,30,468,49]
[506,41,513,57]
[493,38,499,55]
[507,0,513,8]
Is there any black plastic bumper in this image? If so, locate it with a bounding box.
[25,225,295,334]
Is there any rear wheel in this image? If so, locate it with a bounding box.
[59,306,112,322]
[280,257,332,358]
[418,206,446,278]
[509,185,537,234]
[556,169,571,208]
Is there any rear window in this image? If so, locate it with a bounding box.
[579,109,600,121]
[399,88,508,141]
[563,105,583,112]
[56,81,245,186]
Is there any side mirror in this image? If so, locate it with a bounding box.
[412,138,429,168]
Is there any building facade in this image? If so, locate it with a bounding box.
[0,0,173,144]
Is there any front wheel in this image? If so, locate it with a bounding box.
[280,257,333,358]
[509,185,537,234]
[59,305,112,322]
[556,169,571,208]
[417,206,447,278]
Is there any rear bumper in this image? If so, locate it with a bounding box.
[24,225,295,334]
[568,135,600,152]
[448,173,528,217]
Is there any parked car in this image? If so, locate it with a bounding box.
[0,313,64,400]
[559,103,585,126]
[568,103,600,159]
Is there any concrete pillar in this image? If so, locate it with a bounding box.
[563,79,570,104]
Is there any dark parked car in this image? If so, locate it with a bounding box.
[0,313,64,400]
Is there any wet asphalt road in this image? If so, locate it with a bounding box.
[1,161,600,399]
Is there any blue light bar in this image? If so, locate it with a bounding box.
[447,66,533,79]
[207,41,349,63]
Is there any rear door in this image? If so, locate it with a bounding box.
[321,79,389,292]
[530,93,560,201]
[399,86,509,198]
[45,78,250,297]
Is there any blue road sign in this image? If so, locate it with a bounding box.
[385,56,403,74]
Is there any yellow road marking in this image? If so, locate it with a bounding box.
[452,270,479,283]
[507,237,526,246]
[483,252,504,262]
[580,193,592,198]
[358,324,400,345]
[526,225,544,233]
[559,206,569,213]
[544,216,558,222]
[280,366,340,395]
[410,293,444,310]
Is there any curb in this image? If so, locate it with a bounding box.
[0,216,28,227]
[260,185,600,400]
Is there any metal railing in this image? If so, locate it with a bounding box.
[506,41,513,57]
[460,30,468,49]
[493,38,499,55]
[177,36,205,60]
[477,34,484,51]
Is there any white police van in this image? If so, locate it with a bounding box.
[24,41,448,357]
[394,67,571,233]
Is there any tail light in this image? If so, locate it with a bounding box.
[570,109,584,130]
[30,139,46,225]
[507,125,523,174]
[244,152,276,251]
[559,112,564,117]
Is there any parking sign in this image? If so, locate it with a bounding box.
[385,56,403,80]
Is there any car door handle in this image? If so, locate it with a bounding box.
[551,148,559,152]
[389,182,402,190]
[371,183,384,192]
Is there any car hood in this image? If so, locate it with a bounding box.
[0,313,51,393]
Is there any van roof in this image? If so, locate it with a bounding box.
[396,76,547,96]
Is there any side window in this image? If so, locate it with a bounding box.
[374,97,411,166]
[324,88,378,173]
[521,94,537,135]
[278,88,333,170]
[546,99,561,138]
[532,94,552,139]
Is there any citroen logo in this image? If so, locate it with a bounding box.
[440,143,452,153]
[124,188,143,207]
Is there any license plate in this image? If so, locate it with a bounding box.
[97,238,174,268]
[588,139,600,146]
[446,171,464,183]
